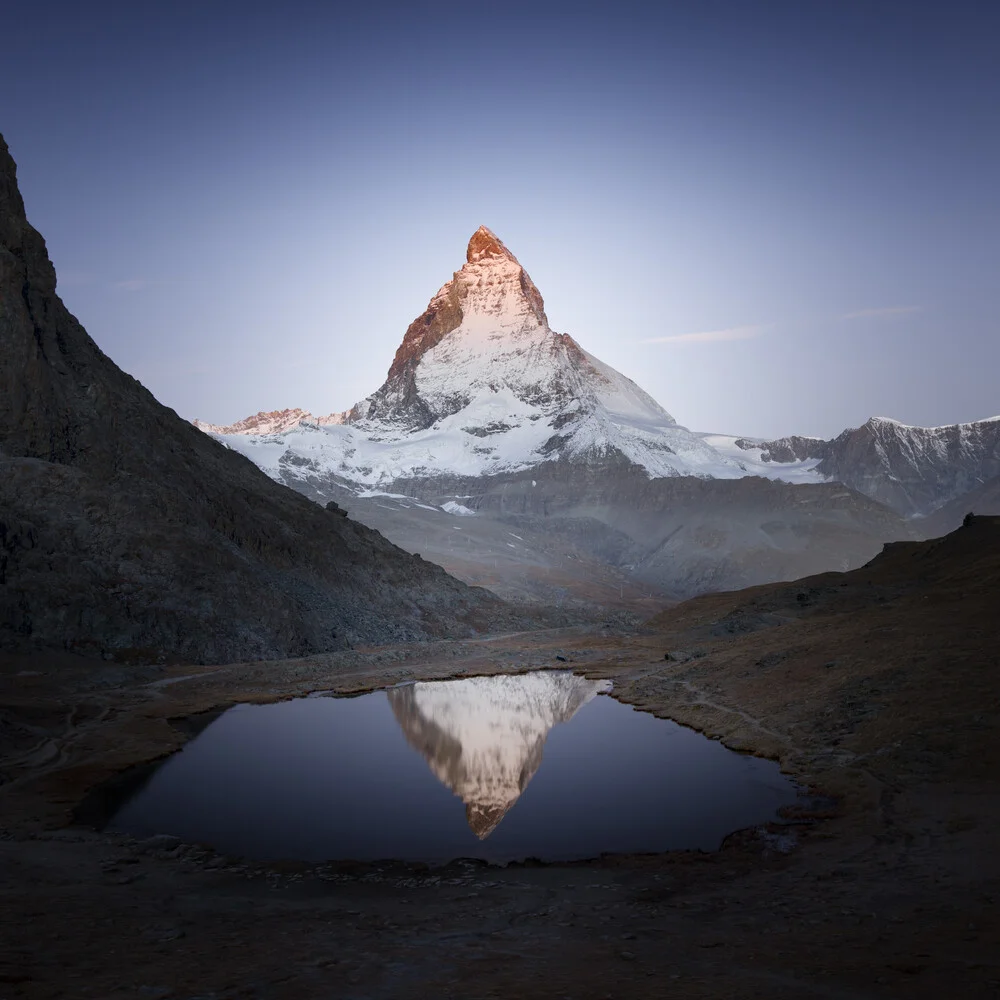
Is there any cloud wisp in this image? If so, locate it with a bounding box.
[842,305,922,320]
[641,324,766,346]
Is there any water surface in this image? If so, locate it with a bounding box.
[108,671,797,862]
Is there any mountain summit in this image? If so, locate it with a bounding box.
[466,223,523,262]
[346,223,562,432]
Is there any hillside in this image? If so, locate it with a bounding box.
[0,134,512,664]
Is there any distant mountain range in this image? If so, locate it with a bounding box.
[195,227,997,604]
[734,416,1000,517]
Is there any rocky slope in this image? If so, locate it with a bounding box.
[379,461,910,597]
[0,133,512,664]
[269,458,909,603]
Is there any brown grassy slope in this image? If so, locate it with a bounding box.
[636,514,1000,790]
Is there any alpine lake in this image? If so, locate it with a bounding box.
[94,671,800,864]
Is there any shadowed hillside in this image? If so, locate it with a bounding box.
[638,515,1000,792]
[0,134,514,664]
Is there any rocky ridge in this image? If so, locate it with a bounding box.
[193,408,346,436]
[735,417,1000,527]
[817,416,1000,517]
[743,416,1000,517]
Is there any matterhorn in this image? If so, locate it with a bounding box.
[199,226,769,485]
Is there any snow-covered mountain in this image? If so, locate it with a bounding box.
[201,227,823,488]
[386,672,611,838]
[195,226,998,524]
[811,416,1000,517]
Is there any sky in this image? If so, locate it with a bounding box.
[2,0,997,440]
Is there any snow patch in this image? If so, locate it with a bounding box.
[698,433,827,484]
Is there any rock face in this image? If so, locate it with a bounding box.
[735,435,827,466]
[353,461,910,599]
[265,453,910,605]
[0,133,511,663]
[348,225,553,432]
[387,672,610,838]
[815,417,1000,517]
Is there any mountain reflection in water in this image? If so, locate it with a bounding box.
[103,669,800,863]
[387,673,612,838]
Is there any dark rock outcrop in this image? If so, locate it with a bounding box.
[737,435,828,465]
[0,134,510,663]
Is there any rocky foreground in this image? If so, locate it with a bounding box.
[1,517,997,998]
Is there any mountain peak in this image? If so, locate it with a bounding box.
[467,225,516,263]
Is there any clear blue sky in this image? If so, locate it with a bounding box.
[3,0,997,439]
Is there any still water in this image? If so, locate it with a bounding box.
[107,671,798,863]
